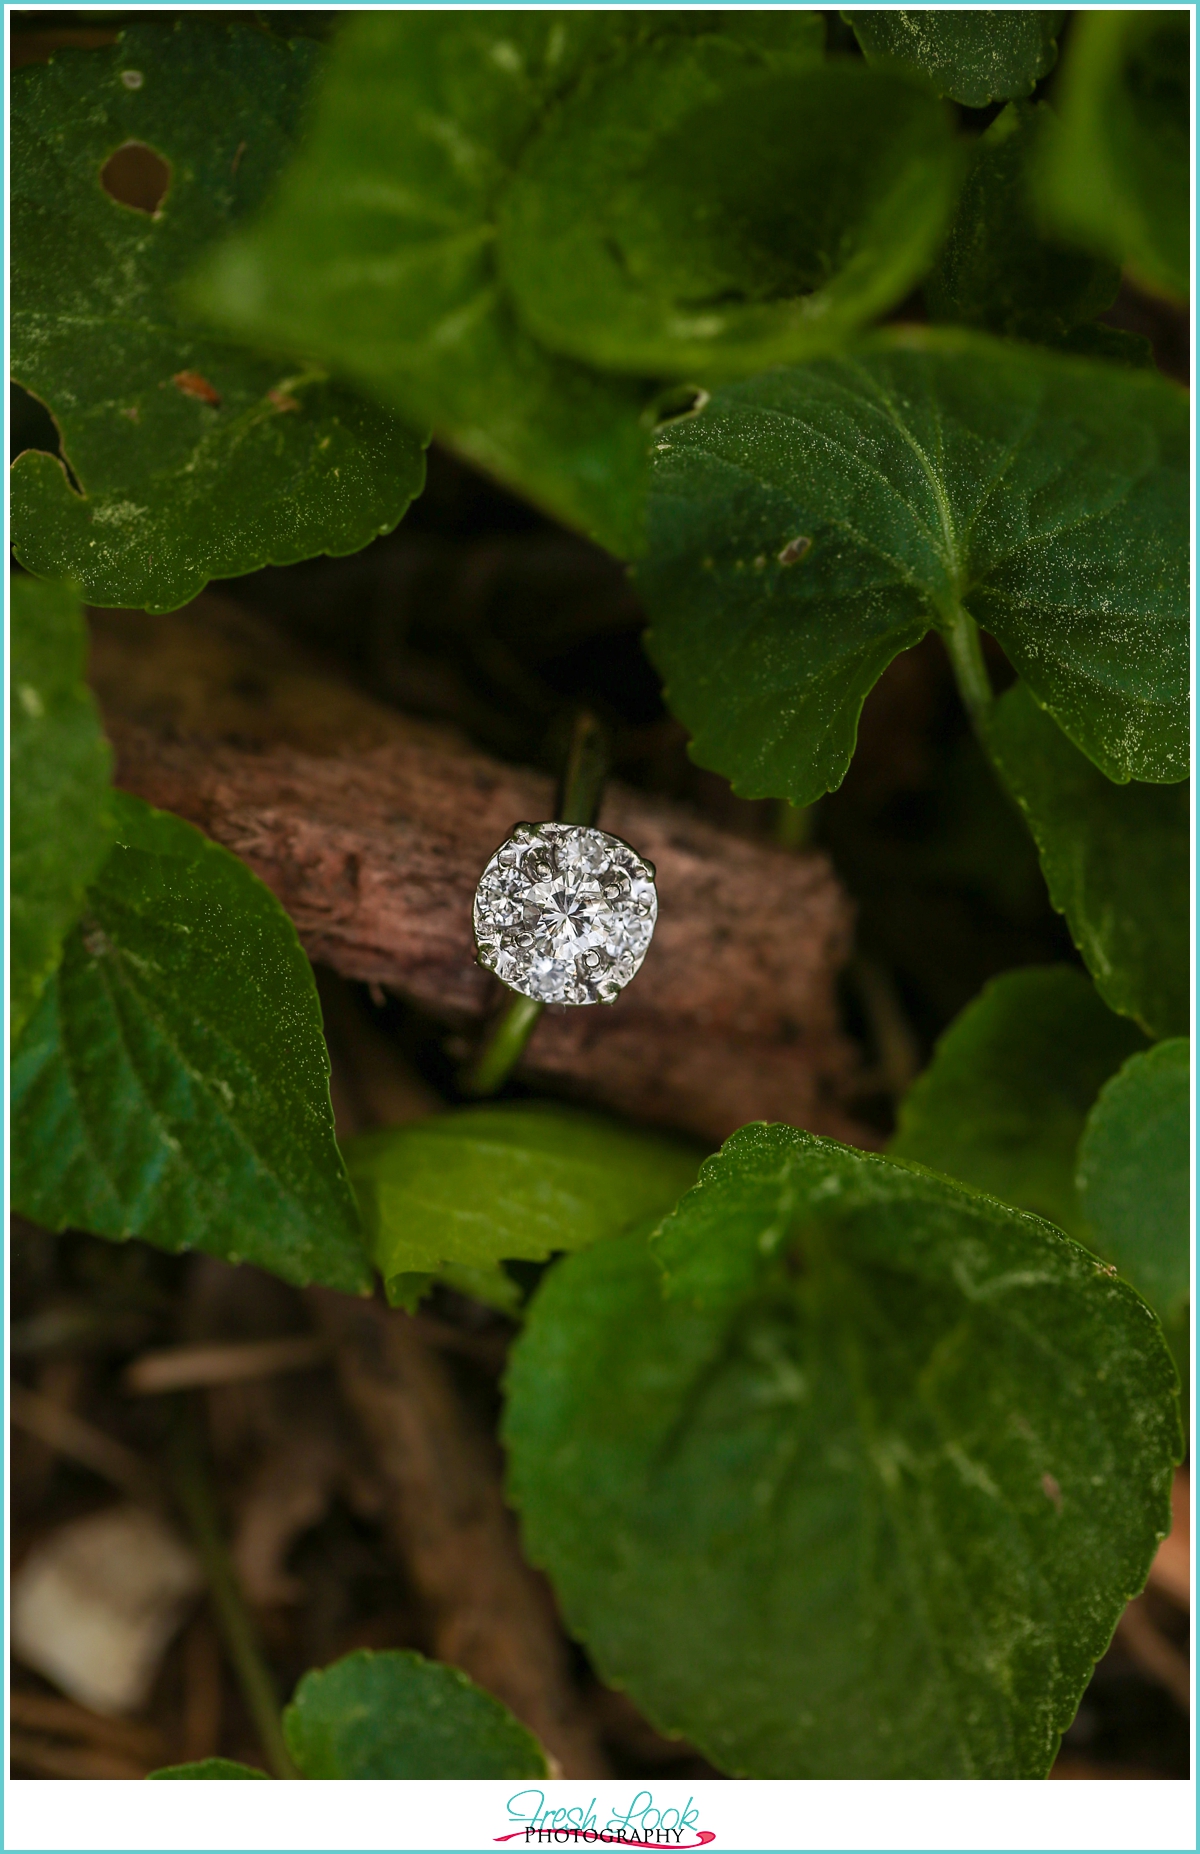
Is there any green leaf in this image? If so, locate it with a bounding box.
[344,1103,700,1308]
[846,10,1064,107]
[1037,9,1188,302]
[1077,1040,1190,1322]
[925,103,1122,348]
[190,12,669,557]
[147,1759,269,1779]
[505,1123,1180,1778]
[11,18,426,613]
[639,327,1187,805]
[890,966,1145,1235]
[986,682,1188,1039]
[10,577,114,1044]
[282,1649,549,1779]
[499,48,960,379]
[11,791,370,1294]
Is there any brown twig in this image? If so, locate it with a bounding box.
[310,1288,609,1778]
[10,1382,157,1504]
[1116,1597,1191,1712]
[125,1335,329,1396]
[10,1732,150,1780]
[9,1689,169,1765]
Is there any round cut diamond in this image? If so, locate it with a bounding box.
[473,821,657,1006]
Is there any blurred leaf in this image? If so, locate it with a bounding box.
[846,10,1063,106]
[11,791,370,1294]
[190,12,665,557]
[1077,1040,1189,1322]
[640,328,1187,805]
[925,103,1125,349]
[891,965,1145,1234]
[282,1649,549,1779]
[507,1123,1180,1778]
[500,49,960,378]
[987,683,1188,1039]
[344,1103,700,1308]
[11,18,426,612]
[148,1759,269,1779]
[10,577,114,1043]
[1038,9,1188,301]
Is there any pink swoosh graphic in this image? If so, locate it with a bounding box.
[494,1834,715,1849]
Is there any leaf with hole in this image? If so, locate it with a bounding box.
[845,10,1064,107]
[890,966,1145,1236]
[1037,9,1188,302]
[147,1759,269,1779]
[498,45,961,378]
[1077,1040,1190,1324]
[638,327,1187,805]
[11,18,426,612]
[10,577,115,1044]
[282,1649,549,1779]
[925,103,1134,356]
[11,791,370,1294]
[344,1102,701,1309]
[505,1123,1180,1778]
[986,682,1189,1039]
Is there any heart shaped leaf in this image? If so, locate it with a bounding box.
[986,682,1188,1039]
[639,328,1187,805]
[282,1649,549,1779]
[499,46,960,378]
[11,18,426,612]
[505,1123,1180,1778]
[846,10,1064,107]
[11,791,370,1294]
[925,103,1131,355]
[1037,9,1188,302]
[891,965,1145,1236]
[344,1102,701,1310]
[10,577,114,1043]
[1077,1040,1190,1323]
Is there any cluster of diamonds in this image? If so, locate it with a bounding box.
[473,822,657,1006]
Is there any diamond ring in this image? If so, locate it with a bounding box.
[473,821,658,1006]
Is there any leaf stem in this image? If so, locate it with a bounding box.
[942,604,993,737]
[171,1411,299,1780]
[465,712,610,1098]
[464,991,544,1097]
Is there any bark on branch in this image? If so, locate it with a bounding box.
[91,596,863,1145]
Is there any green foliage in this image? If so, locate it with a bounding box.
[192,12,961,556]
[1078,1041,1190,1322]
[344,1102,700,1310]
[11,18,426,612]
[10,577,114,1044]
[499,48,960,377]
[506,1124,1180,1778]
[891,966,1145,1234]
[640,329,1188,805]
[282,1649,549,1779]
[148,1649,547,1778]
[845,10,1064,107]
[148,1759,269,1779]
[11,792,369,1294]
[925,103,1133,355]
[1039,9,1188,302]
[987,683,1189,1039]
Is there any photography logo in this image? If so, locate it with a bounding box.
[496,1790,715,1850]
